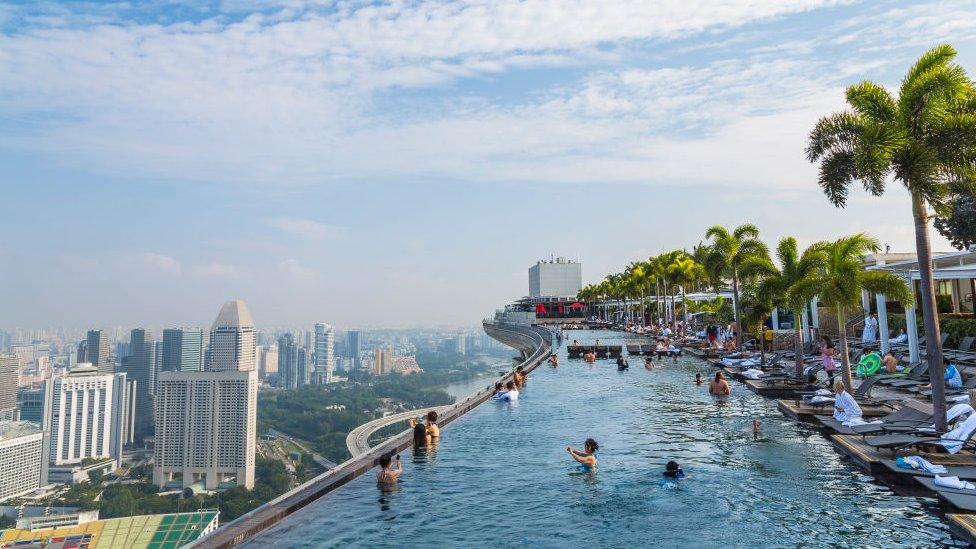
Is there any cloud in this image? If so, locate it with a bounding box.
[267,217,344,240]
[277,258,319,279]
[131,252,182,275]
[189,262,245,277]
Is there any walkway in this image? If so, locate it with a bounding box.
[345,406,450,458]
[267,428,339,470]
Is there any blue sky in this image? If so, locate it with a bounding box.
[2,0,976,330]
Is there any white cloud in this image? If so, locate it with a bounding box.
[132,252,182,275]
[189,262,245,277]
[267,218,344,240]
[277,258,319,279]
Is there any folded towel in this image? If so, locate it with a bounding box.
[809,396,835,405]
[952,394,971,403]
[814,388,832,396]
[905,455,948,474]
[741,368,765,379]
[934,475,975,490]
[843,418,882,427]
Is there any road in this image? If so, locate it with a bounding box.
[345,406,451,458]
[267,429,338,470]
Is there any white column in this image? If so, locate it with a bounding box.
[772,308,780,330]
[906,305,920,364]
[810,297,820,328]
[876,293,890,354]
[861,289,871,315]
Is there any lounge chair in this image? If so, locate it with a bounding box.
[913,477,976,512]
[945,336,975,362]
[864,414,976,455]
[880,459,976,479]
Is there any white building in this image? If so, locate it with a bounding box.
[208,300,256,372]
[154,300,258,490]
[153,369,257,490]
[528,257,582,298]
[42,364,133,466]
[314,323,335,384]
[0,421,46,502]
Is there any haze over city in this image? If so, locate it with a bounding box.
[2,0,973,328]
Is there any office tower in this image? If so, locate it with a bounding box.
[122,328,155,443]
[161,328,204,373]
[277,334,309,389]
[154,369,257,490]
[75,341,87,364]
[43,364,131,465]
[455,334,466,356]
[0,354,18,420]
[346,331,361,370]
[372,344,394,375]
[314,324,335,384]
[528,257,583,298]
[85,330,111,374]
[17,387,44,424]
[208,301,256,372]
[259,344,278,378]
[0,421,46,502]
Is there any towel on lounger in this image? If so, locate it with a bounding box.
[741,368,764,379]
[843,418,881,427]
[903,456,948,474]
[934,476,975,490]
[810,396,835,405]
[941,414,976,454]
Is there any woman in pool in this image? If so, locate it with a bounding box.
[413,422,431,447]
[514,366,526,388]
[377,453,402,485]
[567,438,598,472]
[709,372,731,396]
[410,411,440,440]
[644,357,654,370]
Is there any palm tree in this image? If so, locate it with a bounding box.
[806,44,976,429]
[669,256,706,325]
[788,234,912,395]
[704,224,769,349]
[740,237,829,378]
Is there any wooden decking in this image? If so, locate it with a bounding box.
[776,399,892,423]
[948,513,976,543]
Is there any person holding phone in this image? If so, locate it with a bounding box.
[377,453,402,485]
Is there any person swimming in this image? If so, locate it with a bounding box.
[616,357,629,371]
[377,453,402,485]
[695,372,703,385]
[708,371,731,396]
[661,460,685,488]
[644,357,654,370]
[567,438,598,473]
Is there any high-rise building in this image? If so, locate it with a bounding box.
[0,421,46,502]
[258,344,278,379]
[154,369,257,490]
[17,387,44,424]
[277,334,310,389]
[161,328,204,373]
[0,354,19,420]
[122,328,155,443]
[85,330,112,374]
[346,331,361,370]
[314,323,335,384]
[455,334,466,356]
[372,344,394,376]
[43,364,132,465]
[528,257,583,298]
[208,301,256,372]
[153,300,258,490]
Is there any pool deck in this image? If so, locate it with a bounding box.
[776,399,892,423]
[949,513,976,542]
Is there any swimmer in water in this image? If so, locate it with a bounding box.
[644,357,654,370]
[548,355,559,367]
[661,460,685,488]
[567,438,598,472]
[695,372,703,385]
[584,350,596,364]
[377,453,402,485]
[752,419,762,441]
[709,371,731,396]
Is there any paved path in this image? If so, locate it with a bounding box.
[345,406,451,458]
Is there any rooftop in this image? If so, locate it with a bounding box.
[211,300,254,330]
[0,420,42,441]
[0,510,219,549]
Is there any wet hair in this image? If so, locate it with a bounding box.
[584,438,599,453]
[413,423,428,446]
[426,410,438,423]
[379,454,392,468]
[714,372,724,382]
[495,382,504,391]
[695,372,702,379]
[663,460,682,479]
[506,380,515,390]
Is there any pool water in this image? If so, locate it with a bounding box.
[249,330,962,548]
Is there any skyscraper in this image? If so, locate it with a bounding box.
[314,323,335,384]
[346,331,361,370]
[154,300,258,490]
[0,421,46,502]
[43,364,132,465]
[161,328,204,373]
[277,334,310,389]
[0,354,18,420]
[208,301,256,372]
[122,328,155,443]
[85,330,111,374]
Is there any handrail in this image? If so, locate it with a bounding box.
[190,322,552,548]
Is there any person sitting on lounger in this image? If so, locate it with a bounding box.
[832,380,862,423]
[882,351,901,374]
[805,374,819,392]
[709,372,731,396]
[889,329,909,345]
[667,341,681,361]
[920,358,963,390]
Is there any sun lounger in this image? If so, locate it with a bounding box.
[914,477,976,512]
[880,459,976,479]
[865,414,976,455]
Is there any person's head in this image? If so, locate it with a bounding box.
[808,374,817,384]
[714,372,724,382]
[516,366,524,373]
[695,372,702,381]
[413,423,428,446]
[426,410,438,424]
[584,438,599,454]
[885,351,894,358]
[379,454,392,469]
[666,460,680,473]
[822,335,833,347]
[833,380,845,393]
[506,380,515,390]
[495,382,504,391]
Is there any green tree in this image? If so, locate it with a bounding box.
[788,234,912,393]
[740,237,829,378]
[935,194,976,250]
[703,224,769,349]
[668,256,706,324]
[806,44,976,427]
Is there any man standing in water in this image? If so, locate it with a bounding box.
[709,372,731,395]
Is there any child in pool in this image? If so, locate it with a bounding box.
[663,460,685,480]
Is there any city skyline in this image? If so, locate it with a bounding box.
[3,1,976,328]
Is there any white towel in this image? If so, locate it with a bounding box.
[934,475,975,490]
[947,404,975,423]
[905,456,948,474]
[814,389,833,396]
[843,418,882,427]
[952,394,971,403]
[941,414,976,454]
[809,396,835,405]
[741,368,765,379]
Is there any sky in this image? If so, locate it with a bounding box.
[2,0,976,331]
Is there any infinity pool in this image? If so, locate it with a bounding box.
[249,331,961,547]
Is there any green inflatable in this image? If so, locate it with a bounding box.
[857,352,883,377]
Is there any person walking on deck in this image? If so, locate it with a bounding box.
[862,312,878,343]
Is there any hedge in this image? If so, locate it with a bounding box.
[887,313,976,347]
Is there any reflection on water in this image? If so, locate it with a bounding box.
[248,330,965,548]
